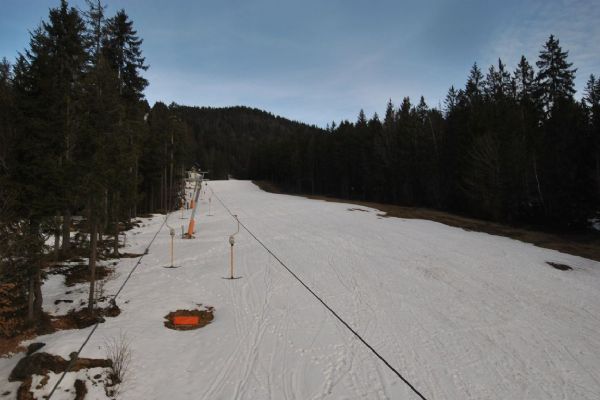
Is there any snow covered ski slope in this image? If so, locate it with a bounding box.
[2,180,600,399]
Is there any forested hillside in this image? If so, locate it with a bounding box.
[167,37,600,230]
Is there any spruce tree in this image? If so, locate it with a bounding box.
[514,55,535,100]
[444,86,458,115]
[103,9,148,100]
[584,74,600,207]
[9,8,86,321]
[42,0,88,255]
[536,35,577,114]
[465,63,484,103]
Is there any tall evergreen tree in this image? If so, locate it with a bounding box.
[514,55,535,100]
[465,63,484,103]
[536,35,577,114]
[103,9,148,100]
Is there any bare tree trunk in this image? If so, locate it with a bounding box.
[27,268,43,322]
[62,210,71,254]
[104,189,109,233]
[27,279,35,323]
[159,174,164,212]
[133,156,138,218]
[88,220,98,313]
[113,192,119,257]
[533,153,546,214]
[596,153,600,201]
[33,267,42,318]
[54,217,61,261]
[169,130,174,212]
[164,168,168,211]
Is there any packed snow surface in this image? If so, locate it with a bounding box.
[2,180,600,399]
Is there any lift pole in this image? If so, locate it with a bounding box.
[186,177,202,238]
[226,215,241,279]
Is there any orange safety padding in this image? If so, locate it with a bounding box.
[173,315,199,326]
[187,219,195,236]
[190,199,195,209]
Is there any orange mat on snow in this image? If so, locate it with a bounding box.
[173,316,200,326]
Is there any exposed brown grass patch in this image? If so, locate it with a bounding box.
[254,180,600,262]
[63,264,111,287]
[0,331,35,357]
[51,304,121,331]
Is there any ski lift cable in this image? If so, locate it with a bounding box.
[209,187,430,400]
[47,212,172,399]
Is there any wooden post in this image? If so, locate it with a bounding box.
[228,233,236,279]
[171,234,174,268]
[230,243,234,279]
[88,220,98,313]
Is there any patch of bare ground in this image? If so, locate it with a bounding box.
[1,305,120,357]
[50,304,121,331]
[254,180,600,262]
[547,262,574,271]
[59,264,113,286]
[0,331,35,358]
[164,307,214,331]
[9,351,112,399]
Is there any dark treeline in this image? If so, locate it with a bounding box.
[0,1,191,335]
[173,35,599,231]
[170,105,324,180]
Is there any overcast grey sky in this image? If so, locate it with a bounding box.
[1,0,599,127]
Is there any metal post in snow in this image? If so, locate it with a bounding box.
[225,215,241,279]
[229,235,235,279]
[185,176,202,238]
[170,227,175,268]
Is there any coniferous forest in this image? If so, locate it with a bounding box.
[0,0,599,335]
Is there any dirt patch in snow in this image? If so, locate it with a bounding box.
[63,264,112,287]
[164,307,214,331]
[51,304,121,331]
[9,352,111,382]
[9,352,112,399]
[0,331,35,357]
[546,262,573,271]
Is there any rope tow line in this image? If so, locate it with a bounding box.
[209,186,430,400]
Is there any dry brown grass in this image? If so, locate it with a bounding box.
[254,180,600,262]
[0,331,34,357]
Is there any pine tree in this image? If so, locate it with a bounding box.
[584,74,600,207]
[8,0,86,321]
[103,9,148,100]
[485,59,512,100]
[465,63,484,103]
[514,55,535,100]
[76,53,123,310]
[356,109,367,127]
[103,9,149,221]
[536,35,577,114]
[0,58,14,173]
[444,86,458,115]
